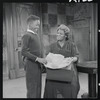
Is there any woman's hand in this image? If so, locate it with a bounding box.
[72,57,78,63]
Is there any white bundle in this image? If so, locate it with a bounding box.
[44,52,74,69]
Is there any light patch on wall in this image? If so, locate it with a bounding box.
[49,35,57,44]
[43,35,50,46]
[50,26,58,35]
[20,7,28,34]
[42,24,50,35]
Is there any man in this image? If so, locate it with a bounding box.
[21,15,47,98]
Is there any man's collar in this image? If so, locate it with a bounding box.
[27,29,37,34]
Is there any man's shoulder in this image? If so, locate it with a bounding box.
[22,31,32,38]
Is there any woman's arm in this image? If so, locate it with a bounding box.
[71,42,80,63]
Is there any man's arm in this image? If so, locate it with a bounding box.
[21,34,47,64]
[21,34,37,61]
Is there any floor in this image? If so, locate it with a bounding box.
[3,73,88,98]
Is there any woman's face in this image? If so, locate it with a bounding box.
[57,29,66,41]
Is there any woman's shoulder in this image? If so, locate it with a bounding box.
[65,41,77,48]
[66,40,75,45]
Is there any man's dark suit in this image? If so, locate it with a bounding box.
[21,31,42,98]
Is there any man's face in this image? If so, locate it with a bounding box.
[57,29,66,41]
[30,20,40,31]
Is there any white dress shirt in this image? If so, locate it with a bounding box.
[27,29,37,34]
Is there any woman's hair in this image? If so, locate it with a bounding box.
[27,15,40,25]
[57,24,70,40]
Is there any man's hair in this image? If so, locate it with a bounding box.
[27,15,40,25]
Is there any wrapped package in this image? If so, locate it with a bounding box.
[44,52,74,69]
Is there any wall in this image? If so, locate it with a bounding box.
[41,3,74,56]
[3,5,9,80]
[41,3,97,61]
[3,3,16,79]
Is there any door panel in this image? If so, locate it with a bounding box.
[3,13,9,80]
[72,18,90,62]
[73,27,90,62]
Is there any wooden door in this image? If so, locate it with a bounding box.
[12,3,42,77]
[71,18,91,62]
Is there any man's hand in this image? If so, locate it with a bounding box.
[36,58,47,65]
[72,57,78,63]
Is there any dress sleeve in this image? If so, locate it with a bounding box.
[71,42,79,57]
[21,34,37,61]
[71,42,80,63]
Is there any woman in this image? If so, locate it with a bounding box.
[43,24,80,98]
